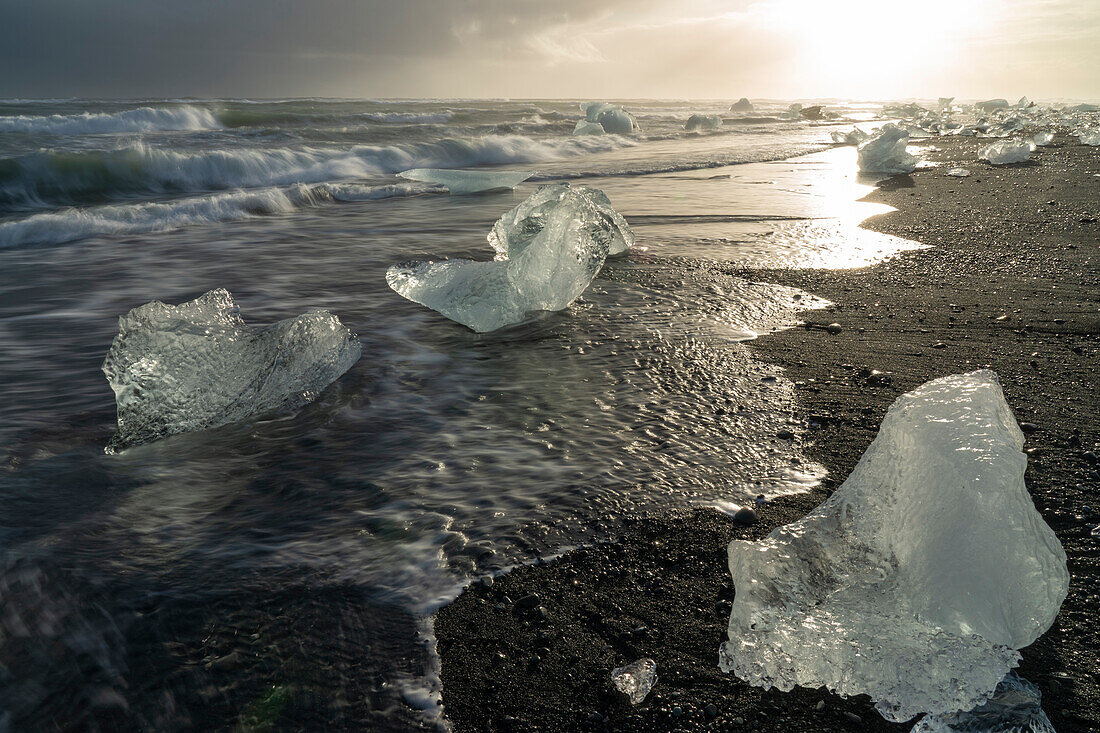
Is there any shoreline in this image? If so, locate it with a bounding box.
[434,136,1100,731]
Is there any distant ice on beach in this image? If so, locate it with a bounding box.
[857,124,918,174]
[102,289,361,453]
[830,127,869,146]
[981,139,1035,165]
[1032,131,1054,146]
[685,114,723,131]
[386,183,632,332]
[581,102,638,135]
[1078,127,1100,145]
[719,371,1068,723]
[397,168,533,195]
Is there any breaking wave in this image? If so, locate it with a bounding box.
[0,106,220,134]
[0,182,436,248]
[0,134,633,210]
[359,111,455,124]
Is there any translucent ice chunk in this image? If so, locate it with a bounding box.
[911,673,1054,733]
[719,371,1068,723]
[831,127,869,145]
[1078,127,1100,145]
[387,183,627,332]
[946,167,970,177]
[573,120,605,136]
[857,124,918,174]
[685,114,723,131]
[487,182,634,259]
[981,140,1035,165]
[612,658,657,705]
[397,168,533,195]
[1032,131,1054,147]
[782,103,803,119]
[581,102,637,134]
[102,289,361,453]
[799,105,825,120]
[976,98,1009,112]
[730,97,754,112]
[1015,96,1032,108]
[936,97,955,111]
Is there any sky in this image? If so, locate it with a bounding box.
[1,0,1097,101]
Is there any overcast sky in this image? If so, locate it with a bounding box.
[2,0,1097,100]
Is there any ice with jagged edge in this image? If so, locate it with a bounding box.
[911,673,1054,733]
[102,289,361,453]
[719,371,1068,723]
[581,102,637,134]
[831,127,869,145]
[1032,131,1054,147]
[1078,127,1100,146]
[685,114,723,131]
[981,140,1035,165]
[387,183,632,333]
[857,124,918,173]
[396,168,533,195]
[611,658,657,705]
[487,182,633,259]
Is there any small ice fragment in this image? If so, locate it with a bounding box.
[685,114,723,131]
[612,658,657,705]
[1077,127,1100,146]
[976,98,1009,112]
[102,289,361,453]
[387,183,630,332]
[1032,131,1054,147]
[799,105,825,120]
[981,139,1035,165]
[911,673,1054,733]
[581,102,637,134]
[396,168,533,195]
[857,124,918,174]
[946,167,970,177]
[719,371,1068,722]
[936,97,954,111]
[1015,96,1032,108]
[730,97,754,112]
[573,120,605,136]
[831,127,869,145]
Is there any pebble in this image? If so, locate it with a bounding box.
[815,700,825,711]
[776,429,795,440]
[672,706,683,717]
[515,593,541,611]
[843,711,862,724]
[1083,451,1097,464]
[1020,422,1039,433]
[825,322,843,334]
[932,342,947,349]
[705,704,718,717]
[734,507,758,526]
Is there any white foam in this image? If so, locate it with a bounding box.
[0,106,220,134]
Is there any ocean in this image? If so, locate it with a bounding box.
[0,98,923,729]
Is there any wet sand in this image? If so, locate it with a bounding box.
[435,136,1100,732]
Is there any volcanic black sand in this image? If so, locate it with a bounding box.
[435,136,1100,732]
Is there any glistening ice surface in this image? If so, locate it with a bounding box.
[857,124,918,174]
[101,289,361,452]
[912,673,1055,733]
[720,371,1068,723]
[396,168,533,195]
[386,184,627,332]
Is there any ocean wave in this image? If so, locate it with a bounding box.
[0,182,436,248]
[0,106,220,134]
[359,111,455,124]
[0,134,633,209]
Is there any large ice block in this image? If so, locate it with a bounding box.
[730,98,754,112]
[487,182,633,259]
[387,183,630,332]
[581,102,637,134]
[1078,127,1100,145]
[102,289,361,452]
[685,114,723,131]
[857,124,918,174]
[396,168,533,195]
[719,371,1068,723]
[981,140,1035,165]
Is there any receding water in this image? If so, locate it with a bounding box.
[0,99,922,729]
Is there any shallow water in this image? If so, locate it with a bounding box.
[0,99,922,729]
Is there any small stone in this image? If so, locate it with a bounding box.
[514,593,540,611]
[932,342,947,349]
[825,322,843,334]
[1083,451,1097,464]
[734,507,758,526]
[843,711,862,724]
[1020,422,1039,434]
[776,429,795,440]
[479,575,494,589]
[706,703,719,717]
[672,706,683,717]
[815,700,825,711]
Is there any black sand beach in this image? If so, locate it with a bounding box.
[435,136,1100,732]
